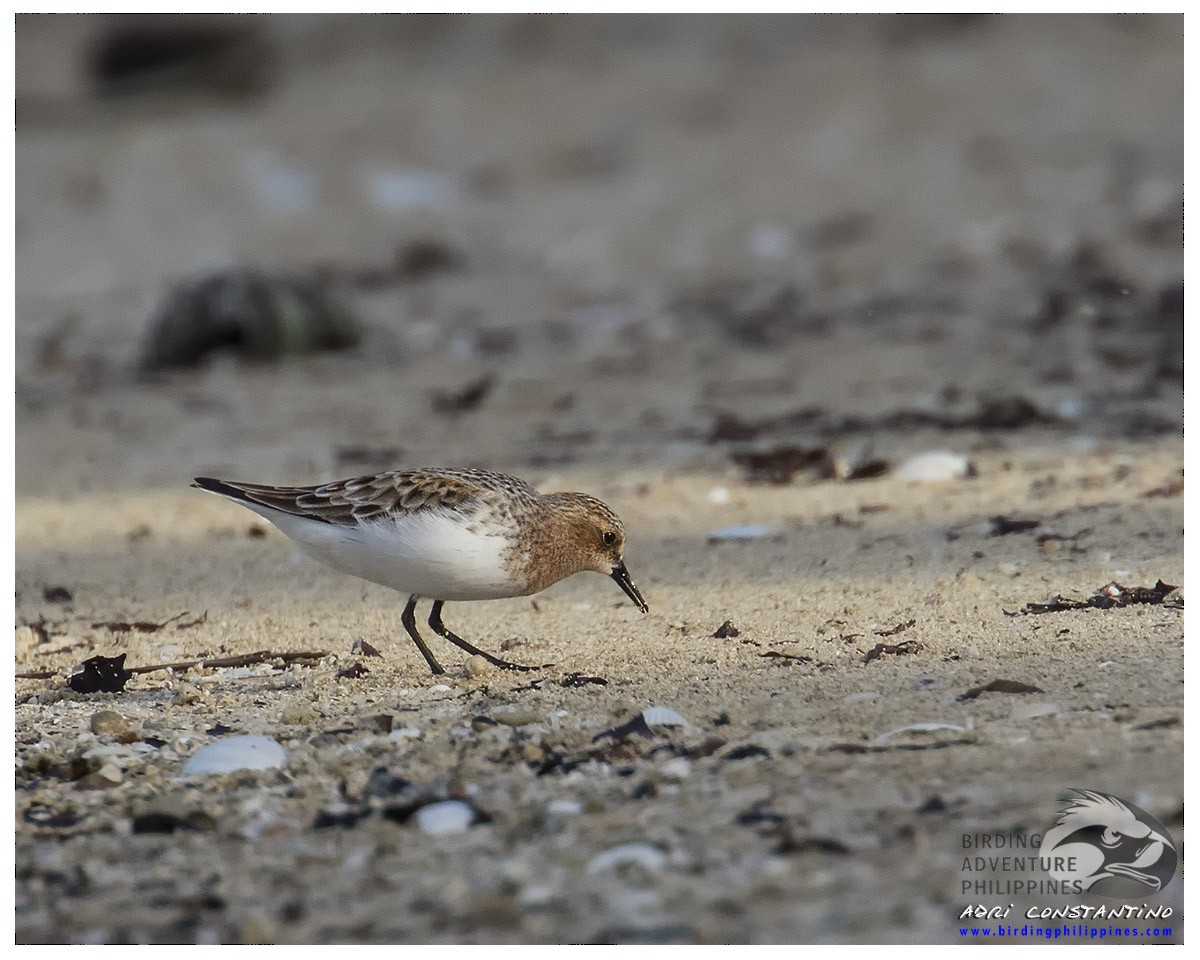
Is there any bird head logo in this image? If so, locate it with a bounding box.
[1040,789,1178,897]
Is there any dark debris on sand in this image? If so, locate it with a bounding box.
[1011,579,1180,615]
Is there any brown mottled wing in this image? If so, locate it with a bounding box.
[207,469,500,525]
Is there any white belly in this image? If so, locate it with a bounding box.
[255,506,518,601]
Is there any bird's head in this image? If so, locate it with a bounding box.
[540,492,648,612]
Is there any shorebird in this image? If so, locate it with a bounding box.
[193,468,648,674]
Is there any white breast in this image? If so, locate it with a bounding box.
[253,506,519,601]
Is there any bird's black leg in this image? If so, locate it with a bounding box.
[401,595,446,675]
[428,600,536,672]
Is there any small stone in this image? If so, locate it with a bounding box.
[707,486,731,505]
[896,451,975,483]
[182,735,286,777]
[548,798,584,817]
[77,762,123,789]
[494,708,541,727]
[415,800,475,835]
[463,655,491,678]
[90,710,129,737]
[660,757,691,781]
[175,683,202,705]
[642,706,689,730]
[279,705,316,725]
[363,713,394,734]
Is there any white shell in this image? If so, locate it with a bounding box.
[181,735,286,776]
[587,842,667,874]
[415,800,475,835]
[895,451,973,483]
[547,798,584,817]
[642,706,689,730]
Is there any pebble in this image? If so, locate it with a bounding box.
[89,710,130,737]
[415,800,475,835]
[463,655,491,678]
[707,486,731,505]
[181,735,286,777]
[587,842,667,874]
[494,708,541,728]
[660,757,691,781]
[548,798,584,817]
[642,706,690,730]
[895,451,975,483]
[279,705,316,725]
[77,762,123,790]
[175,683,202,705]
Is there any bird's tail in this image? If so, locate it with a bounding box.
[191,476,261,505]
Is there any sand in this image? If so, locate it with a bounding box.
[14,14,1183,944]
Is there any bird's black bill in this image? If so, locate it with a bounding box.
[611,561,649,613]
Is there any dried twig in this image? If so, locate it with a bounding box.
[128,649,330,674]
[15,649,330,684]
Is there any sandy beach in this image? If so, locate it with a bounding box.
[15,14,1183,943]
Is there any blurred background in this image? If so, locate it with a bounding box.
[15,13,1182,497]
[14,15,1185,946]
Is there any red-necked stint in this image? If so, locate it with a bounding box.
[192,468,648,675]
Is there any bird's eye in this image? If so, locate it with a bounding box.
[602,531,616,546]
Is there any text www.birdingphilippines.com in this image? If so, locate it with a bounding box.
[957,922,1175,941]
